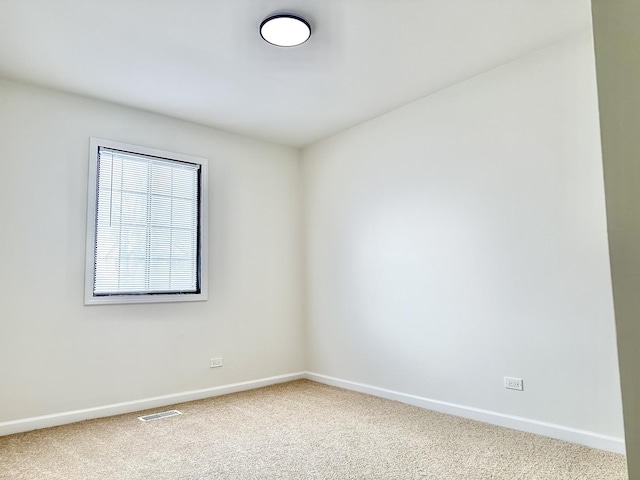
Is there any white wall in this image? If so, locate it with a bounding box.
[0,80,305,422]
[302,33,624,438]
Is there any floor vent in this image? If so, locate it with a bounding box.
[138,410,182,422]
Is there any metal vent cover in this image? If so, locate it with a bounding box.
[138,410,182,422]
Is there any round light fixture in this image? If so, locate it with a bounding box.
[260,14,311,47]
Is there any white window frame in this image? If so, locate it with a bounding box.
[84,138,208,305]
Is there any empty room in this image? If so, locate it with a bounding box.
[1,1,638,479]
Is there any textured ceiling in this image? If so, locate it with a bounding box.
[0,0,592,147]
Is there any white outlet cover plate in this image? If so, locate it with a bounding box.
[504,376,524,391]
[210,358,223,368]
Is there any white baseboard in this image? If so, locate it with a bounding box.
[305,371,626,455]
[0,372,305,437]
[1,370,626,455]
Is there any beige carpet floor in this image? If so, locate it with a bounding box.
[0,380,628,479]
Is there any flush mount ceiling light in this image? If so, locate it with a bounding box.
[260,14,311,47]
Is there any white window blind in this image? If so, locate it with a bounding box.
[93,146,201,296]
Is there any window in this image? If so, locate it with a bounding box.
[85,138,208,305]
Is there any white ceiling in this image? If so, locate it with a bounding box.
[0,0,592,147]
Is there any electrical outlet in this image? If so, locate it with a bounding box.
[210,357,223,368]
[504,376,523,391]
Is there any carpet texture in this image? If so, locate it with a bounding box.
[0,380,628,479]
